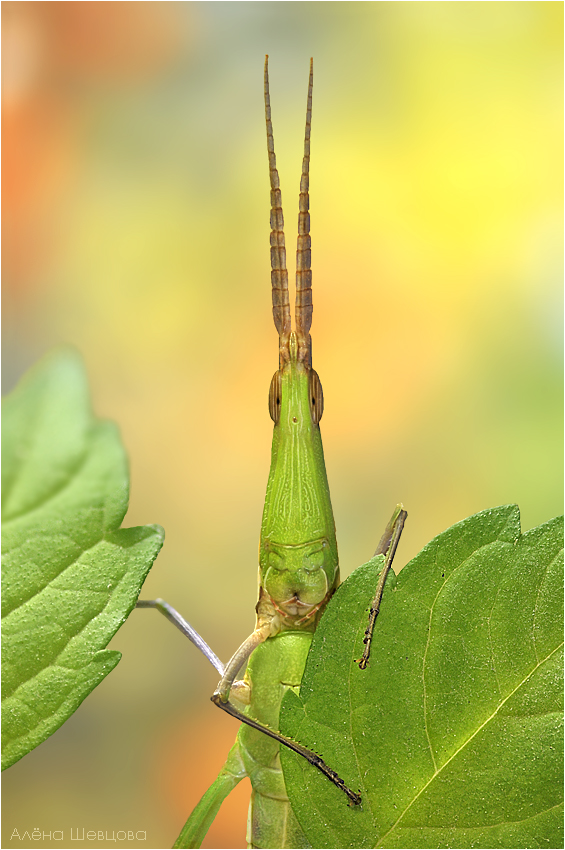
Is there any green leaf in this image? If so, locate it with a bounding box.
[280,505,563,849]
[2,348,164,770]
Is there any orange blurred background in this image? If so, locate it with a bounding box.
[2,3,562,848]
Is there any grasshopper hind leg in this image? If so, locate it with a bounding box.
[172,741,248,849]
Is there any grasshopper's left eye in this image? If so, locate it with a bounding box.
[268,370,282,423]
[308,369,324,424]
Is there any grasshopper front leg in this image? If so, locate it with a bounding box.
[136,597,362,807]
[136,505,407,847]
[358,504,408,669]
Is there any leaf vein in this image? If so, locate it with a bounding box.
[531,552,560,664]
[376,641,564,848]
[3,532,125,621]
[387,800,563,833]
[2,446,91,526]
[487,579,503,698]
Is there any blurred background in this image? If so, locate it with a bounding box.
[2,2,562,848]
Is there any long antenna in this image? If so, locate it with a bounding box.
[295,58,313,365]
[264,55,291,362]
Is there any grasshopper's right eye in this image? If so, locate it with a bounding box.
[268,370,283,423]
[309,368,324,425]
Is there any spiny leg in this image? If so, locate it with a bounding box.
[135,598,361,805]
[210,589,361,806]
[358,504,408,670]
[211,692,361,806]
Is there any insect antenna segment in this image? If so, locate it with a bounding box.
[295,58,313,366]
[265,55,315,368]
[264,55,291,363]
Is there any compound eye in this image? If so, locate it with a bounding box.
[268,370,282,423]
[308,369,324,425]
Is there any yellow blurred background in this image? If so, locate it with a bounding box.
[2,2,562,848]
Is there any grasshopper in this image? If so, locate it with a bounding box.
[138,56,406,849]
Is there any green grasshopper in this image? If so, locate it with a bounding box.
[138,56,406,850]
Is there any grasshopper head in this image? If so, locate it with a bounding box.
[259,58,339,630]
